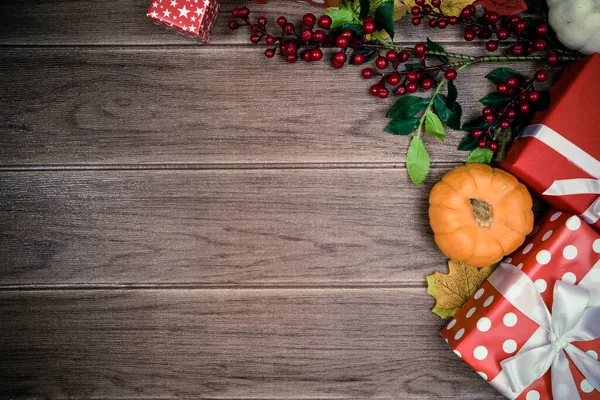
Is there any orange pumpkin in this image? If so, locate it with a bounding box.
[429,163,534,268]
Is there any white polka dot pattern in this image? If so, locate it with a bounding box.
[536,250,551,265]
[594,238,600,253]
[565,216,581,230]
[550,212,562,221]
[474,288,484,299]
[453,349,461,358]
[477,371,488,381]
[562,272,577,284]
[502,339,517,354]
[466,307,476,318]
[525,390,540,400]
[556,383,569,398]
[476,317,491,332]
[534,278,547,293]
[581,379,594,393]
[473,346,488,360]
[447,319,456,330]
[483,296,494,307]
[522,243,533,254]
[562,245,578,260]
[542,230,553,241]
[503,312,517,327]
[454,328,465,340]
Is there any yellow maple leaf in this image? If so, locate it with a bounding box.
[426,260,497,318]
[403,0,476,17]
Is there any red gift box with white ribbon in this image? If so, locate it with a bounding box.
[147,0,219,43]
[441,210,600,400]
[501,54,600,232]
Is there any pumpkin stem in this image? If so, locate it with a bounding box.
[470,198,493,228]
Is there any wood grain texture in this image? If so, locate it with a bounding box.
[0,47,553,166]
[0,0,470,46]
[0,168,453,285]
[0,288,502,399]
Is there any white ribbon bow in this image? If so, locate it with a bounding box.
[522,124,600,224]
[488,263,600,399]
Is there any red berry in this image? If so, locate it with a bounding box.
[534,39,546,51]
[311,48,323,61]
[265,35,276,45]
[482,107,493,115]
[535,69,548,82]
[437,18,448,29]
[407,71,419,82]
[340,29,353,39]
[264,48,275,58]
[332,61,344,69]
[318,15,332,29]
[467,5,476,13]
[387,73,401,85]
[496,83,508,94]
[511,45,524,56]
[300,28,313,42]
[416,72,423,81]
[386,50,398,62]
[499,119,510,130]
[351,53,364,65]
[489,141,498,151]
[406,82,418,93]
[362,67,374,79]
[486,11,499,24]
[333,52,347,65]
[378,88,389,99]
[370,84,380,96]
[284,23,295,34]
[286,54,297,63]
[411,16,422,26]
[414,43,426,56]
[421,78,433,89]
[363,21,376,33]
[496,28,509,41]
[302,50,312,62]
[508,15,520,25]
[375,56,388,70]
[472,129,484,138]
[428,18,437,28]
[535,23,548,36]
[250,34,261,44]
[445,69,457,81]
[277,16,287,27]
[313,30,325,43]
[336,36,349,48]
[478,139,488,148]
[232,9,241,18]
[464,31,475,41]
[460,8,472,18]
[399,51,410,62]
[228,20,240,30]
[257,16,267,25]
[519,92,528,102]
[396,85,407,96]
[415,0,425,5]
[547,52,558,65]
[479,29,492,39]
[449,16,458,25]
[486,40,498,52]
[303,13,316,28]
[515,21,527,32]
[484,113,495,123]
[239,7,249,17]
[519,102,530,113]
[411,6,421,15]
[423,4,432,13]
[506,76,519,87]
[528,90,540,102]
[505,108,516,118]
[432,0,441,7]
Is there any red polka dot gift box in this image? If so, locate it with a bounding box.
[147,0,219,43]
[441,210,600,400]
[500,54,600,233]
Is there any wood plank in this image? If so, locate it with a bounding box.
[0,47,553,166]
[0,168,455,285]
[0,0,469,46]
[0,288,502,398]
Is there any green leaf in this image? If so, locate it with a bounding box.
[352,40,380,63]
[404,63,421,70]
[425,111,445,141]
[386,95,429,120]
[407,136,430,185]
[457,134,479,151]
[326,8,355,29]
[525,0,548,15]
[384,118,420,135]
[446,102,462,130]
[480,92,512,108]
[496,128,512,161]
[359,0,371,19]
[466,147,494,164]
[374,0,395,38]
[434,93,462,130]
[461,115,489,131]
[426,37,448,64]
[447,81,458,107]
[485,68,527,84]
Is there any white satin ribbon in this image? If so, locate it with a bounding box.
[487,263,600,399]
[522,124,600,224]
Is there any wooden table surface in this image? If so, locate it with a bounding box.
[0,0,542,397]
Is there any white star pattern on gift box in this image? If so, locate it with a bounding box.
[147,0,217,42]
[178,5,190,17]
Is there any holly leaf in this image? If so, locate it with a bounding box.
[485,68,527,84]
[385,118,420,135]
[457,133,479,151]
[386,95,429,120]
[352,41,379,62]
[434,94,462,131]
[427,260,498,318]
[496,128,512,161]
[479,92,511,108]
[447,81,458,107]
[425,111,445,141]
[466,147,494,164]
[404,63,422,70]
[426,37,448,64]
[374,0,395,38]
[359,0,371,19]
[326,8,355,29]
[407,136,430,185]
[403,0,477,17]
[474,0,527,15]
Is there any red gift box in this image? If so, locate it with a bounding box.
[147,0,219,43]
[441,211,600,399]
[251,0,342,7]
[501,54,600,232]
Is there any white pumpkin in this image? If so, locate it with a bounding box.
[547,0,600,54]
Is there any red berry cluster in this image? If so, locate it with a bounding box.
[471,69,547,151]
[410,1,559,64]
